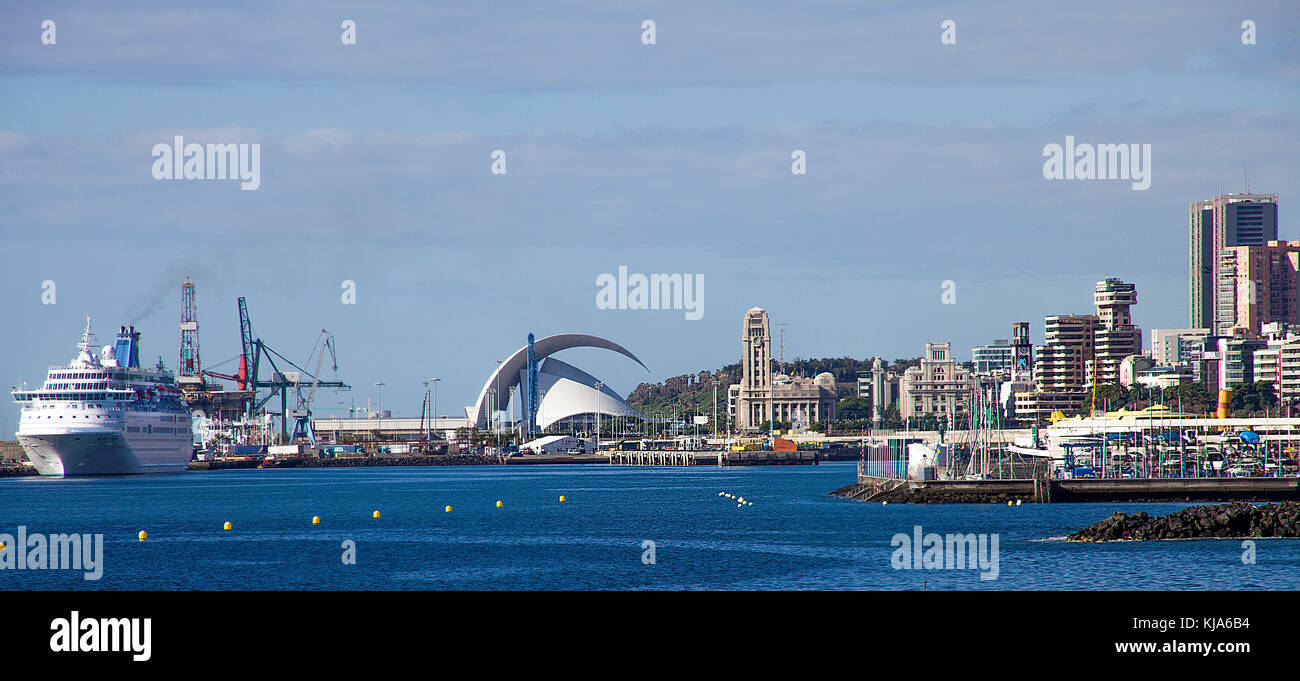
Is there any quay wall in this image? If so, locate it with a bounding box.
[834,475,1300,504]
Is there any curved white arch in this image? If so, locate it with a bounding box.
[465,333,648,429]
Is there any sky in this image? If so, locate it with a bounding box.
[1,1,1298,432]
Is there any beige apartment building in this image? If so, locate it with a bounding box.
[1036,314,1097,392]
[899,342,971,422]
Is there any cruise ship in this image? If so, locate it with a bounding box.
[11,318,192,475]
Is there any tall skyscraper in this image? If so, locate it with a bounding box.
[1218,240,1300,334]
[1088,278,1142,385]
[1189,193,1279,329]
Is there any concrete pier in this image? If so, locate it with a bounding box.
[604,449,820,466]
[833,475,1300,504]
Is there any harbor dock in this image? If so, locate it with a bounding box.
[834,471,1300,504]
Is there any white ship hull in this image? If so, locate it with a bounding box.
[17,416,191,476]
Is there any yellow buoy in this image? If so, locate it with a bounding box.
[445,505,452,513]
[496,500,503,508]
[373,510,381,519]
[718,492,725,497]
[138,531,147,541]
[223,521,232,531]
[0,541,6,550]
[1015,499,1022,506]
[312,516,321,525]
[882,501,888,506]
[559,495,566,503]
[1007,501,1013,506]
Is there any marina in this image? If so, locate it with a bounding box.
[837,404,1300,503]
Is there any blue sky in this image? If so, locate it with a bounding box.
[2,1,1298,430]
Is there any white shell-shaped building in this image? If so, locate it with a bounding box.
[532,357,639,430]
[465,333,647,430]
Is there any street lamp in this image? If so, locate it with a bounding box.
[712,378,719,444]
[594,381,603,454]
[495,360,503,434]
[423,377,441,442]
[509,384,517,444]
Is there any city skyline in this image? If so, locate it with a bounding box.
[2,1,1298,425]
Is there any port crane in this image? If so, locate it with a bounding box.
[289,330,337,446]
[203,297,349,442]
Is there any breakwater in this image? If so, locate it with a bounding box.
[832,476,1300,504]
[1067,502,1300,541]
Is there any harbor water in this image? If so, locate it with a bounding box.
[2,462,1297,590]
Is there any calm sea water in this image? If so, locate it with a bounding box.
[2,462,1297,590]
